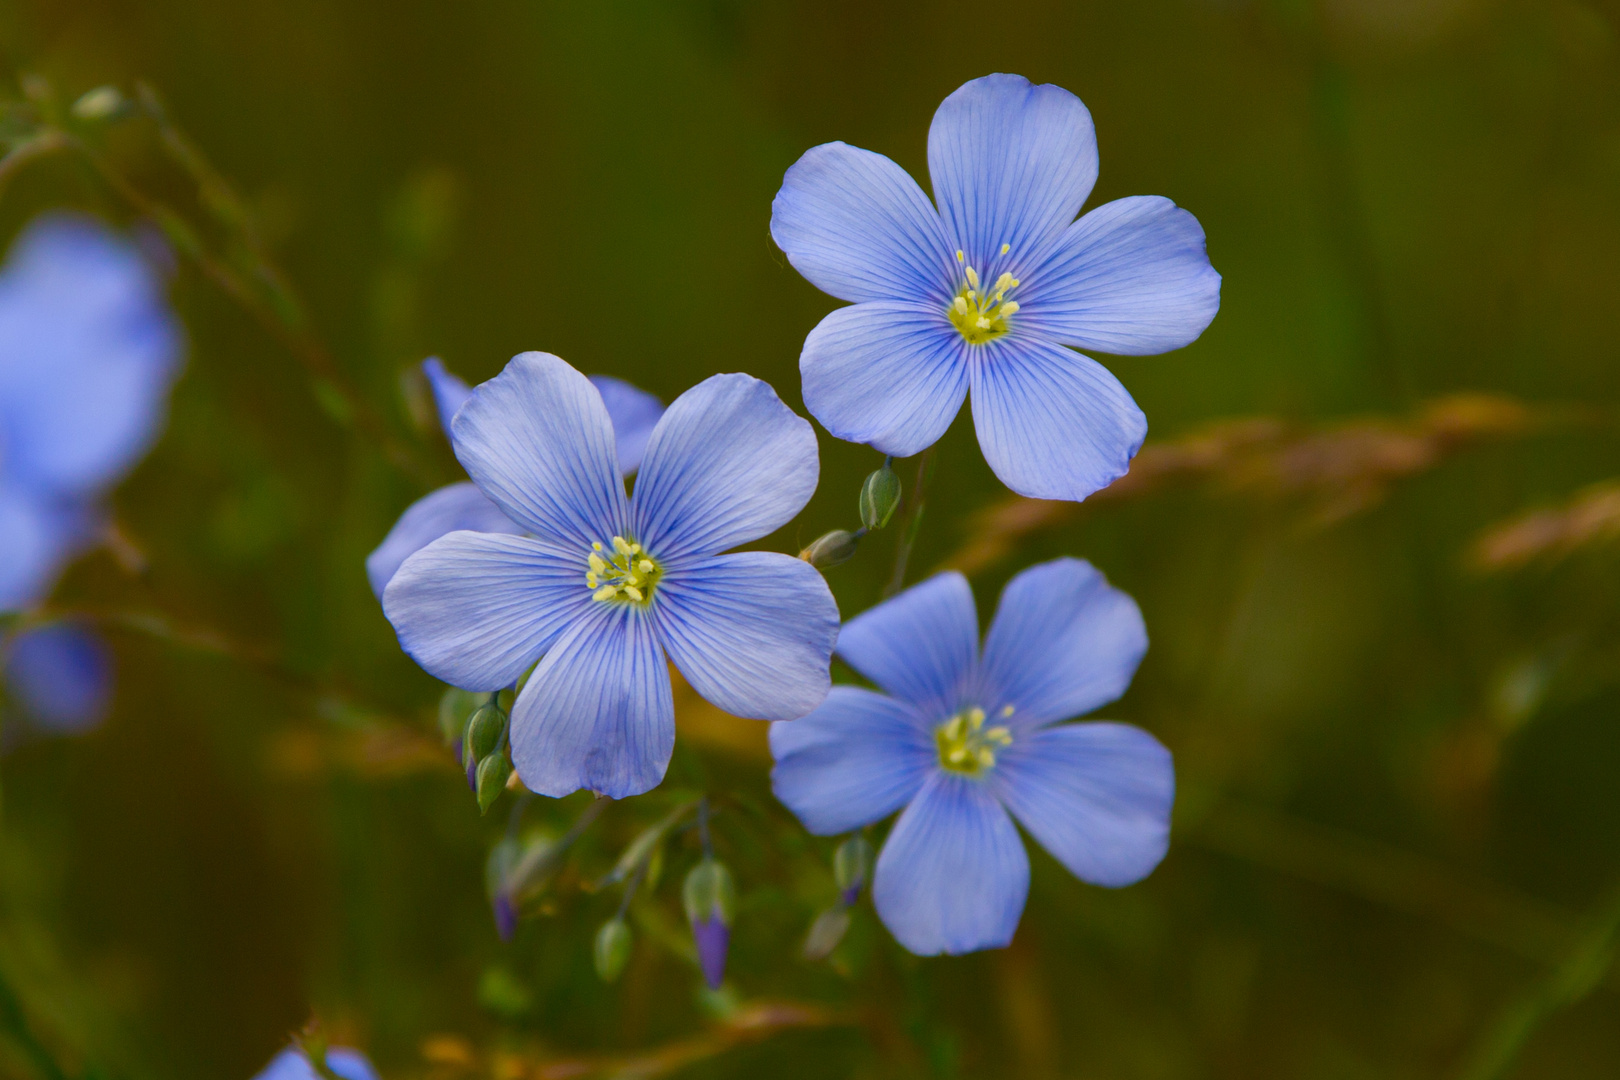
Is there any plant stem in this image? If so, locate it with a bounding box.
[883,446,936,598]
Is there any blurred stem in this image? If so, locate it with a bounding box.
[1455,883,1620,1080]
[883,447,937,598]
[0,968,68,1080]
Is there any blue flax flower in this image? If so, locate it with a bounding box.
[384,352,839,798]
[3,622,113,735]
[771,73,1220,502]
[770,558,1173,955]
[252,1046,377,1080]
[365,357,664,597]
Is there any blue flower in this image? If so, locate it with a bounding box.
[770,73,1220,503]
[383,352,839,798]
[2,622,113,735]
[770,558,1173,955]
[252,1046,378,1080]
[365,358,665,598]
[0,213,183,610]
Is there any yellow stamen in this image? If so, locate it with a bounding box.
[1000,242,1010,255]
[586,535,663,605]
[936,706,1010,775]
[593,585,619,602]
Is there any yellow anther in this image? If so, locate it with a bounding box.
[955,249,964,262]
[592,541,604,552]
[587,536,662,605]
[936,706,1012,775]
[613,536,634,555]
[623,585,644,602]
[994,272,1016,294]
[638,559,655,574]
[975,316,991,330]
[965,265,980,289]
[585,572,599,588]
[976,748,995,768]
[999,704,1015,718]
[589,553,608,574]
[1000,301,1020,317]
[1000,242,1010,255]
[593,585,619,602]
[985,726,1012,746]
[947,262,1020,345]
[953,296,969,314]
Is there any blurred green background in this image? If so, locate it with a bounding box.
[3,0,1620,1077]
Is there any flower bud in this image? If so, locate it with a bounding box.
[438,687,480,749]
[859,465,902,530]
[476,753,512,814]
[833,834,873,905]
[800,529,860,569]
[71,86,127,121]
[594,917,633,983]
[464,703,506,764]
[802,905,852,961]
[683,858,736,989]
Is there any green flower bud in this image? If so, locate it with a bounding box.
[594,917,633,983]
[833,834,873,901]
[802,905,852,961]
[438,687,480,748]
[476,753,512,815]
[71,86,127,122]
[464,703,506,764]
[682,857,736,927]
[800,529,860,569]
[859,465,902,530]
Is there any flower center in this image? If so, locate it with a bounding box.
[585,535,662,605]
[946,248,1021,345]
[935,705,1014,775]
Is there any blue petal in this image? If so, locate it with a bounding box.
[978,557,1146,730]
[993,722,1173,887]
[589,374,665,475]
[421,356,472,434]
[969,335,1146,502]
[0,214,182,499]
[800,302,970,458]
[508,603,673,799]
[655,551,838,720]
[365,481,524,599]
[926,75,1098,272]
[0,486,82,611]
[632,373,817,558]
[450,352,629,548]
[3,622,112,734]
[1021,196,1221,355]
[382,531,593,691]
[872,772,1029,955]
[770,141,957,304]
[836,572,978,717]
[253,1047,379,1080]
[769,686,933,835]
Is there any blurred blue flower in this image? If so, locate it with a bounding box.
[2,622,113,735]
[0,212,182,609]
[771,73,1220,502]
[770,558,1173,955]
[252,1045,378,1080]
[383,352,838,798]
[365,357,665,598]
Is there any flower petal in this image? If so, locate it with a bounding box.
[3,622,112,734]
[632,373,817,558]
[969,335,1146,502]
[800,302,970,458]
[770,141,956,304]
[769,686,933,835]
[978,557,1146,729]
[450,352,628,548]
[589,374,665,475]
[0,214,182,498]
[655,551,837,720]
[508,604,674,799]
[836,572,977,717]
[253,1047,379,1080]
[382,531,592,691]
[926,74,1098,270]
[994,722,1173,887]
[1021,196,1220,355]
[422,356,472,434]
[872,772,1029,955]
[0,486,81,611]
[365,482,523,599]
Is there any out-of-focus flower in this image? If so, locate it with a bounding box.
[252,1045,378,1080]
[2,621,112,734]
[383,353,838,798]
[770,559,1173,955]
[0,213,182,610]
[771,73,1219,503]
[366,357,665,597]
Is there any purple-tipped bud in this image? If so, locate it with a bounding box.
[833,834,872,906]
[683,858,736,990]
[492,892,517,942]
[691,916,730,989]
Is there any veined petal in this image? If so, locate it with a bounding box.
[769,687,933,835]
[655,551,837,721]
[836,572,977,716]
[800,302,970,459]
[1021,196,1220,355]
[873,772,1029,955]
[508,604,674,799]
[969,335,1146,502]
[365,481,523,599]
[979,557,1146,730]
[994,722,1173,887]
[3,622,112,734]
[589,374,665,475]
[927,74,1098,270]
[771,141,957,304]
[422,356,472,434]
[450,352,628,548]
[632,373,817,558]
[382,531,592,691]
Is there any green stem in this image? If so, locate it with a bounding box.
[0,968,68,1080]
[883,446,937,598]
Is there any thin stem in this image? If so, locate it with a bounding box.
[883,446,937,598]
[697,796,713,859]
